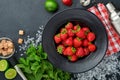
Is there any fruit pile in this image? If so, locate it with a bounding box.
[54,22,96,62]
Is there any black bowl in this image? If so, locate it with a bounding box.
[42,8,108,73]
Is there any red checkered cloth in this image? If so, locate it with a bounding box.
[88,3,120,56]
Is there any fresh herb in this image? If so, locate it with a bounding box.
[17,44,71,80]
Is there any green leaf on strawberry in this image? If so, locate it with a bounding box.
[72,47,76,53]
[57,45,65,54]
[74,24,81,33]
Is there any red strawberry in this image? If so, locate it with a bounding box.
[60,33,68,41]
[60,28,68,40]
[68,29,75,37]
[76,47,85,57]
[73,37,82,48]
[63,47,76,56]
[82,27,90,34]
[76,29,86,39]
[83,39,89,47]
[68,55,78,62]
[84,48,90,56]
[64,37,73,46]
[74,24,81,33]
[57,45,65,54]
[88,44,96,52]
[63,49,68,56]
[65,22,73,30]
[62,0,72,6]
[87,32,96,42]
[54,33,61,44]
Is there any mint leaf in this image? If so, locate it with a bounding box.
[31,62,39,71]
[41,52,47,59]
[17,44,71,80]
[17,64,25,69]
[37,45,43,54]
[19,58,26,65]
[26,44,36,55]
[34,55,41,62]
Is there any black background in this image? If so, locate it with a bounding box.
[0,0,120,80]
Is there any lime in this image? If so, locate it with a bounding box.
[45,0,58,12]
[0,60,8,71]
[5,68,17,79]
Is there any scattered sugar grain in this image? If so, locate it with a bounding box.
[74,54,120,80]
[19,25,44,52]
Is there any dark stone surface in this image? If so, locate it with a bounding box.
[0,0,119,80]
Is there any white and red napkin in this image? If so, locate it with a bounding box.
[88,3,120,56]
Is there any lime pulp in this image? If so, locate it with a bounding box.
[5,68,17,79]
[0,60,8,71]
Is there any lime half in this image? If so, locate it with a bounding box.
[0,60,8,71]
[5,68,17,79]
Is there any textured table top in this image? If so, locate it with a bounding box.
[0,0,120,80]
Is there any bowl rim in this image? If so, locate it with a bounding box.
[42,8,108,73]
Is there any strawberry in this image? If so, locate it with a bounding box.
[57,45,65,54]
[84,48,90,56]
[60,33,68,41]
[87,32,96,42]
[65,22,73,30]
[68,29,75,37]
[76,47,85,57]
[82,27,90,34]
[63,49,68,56]
[54,33,61,44]
[76,29,86,39]
[64,37,73,46]
[73,24,81,33]
[73,37,82,48]
[62,0,72,6]
[63,47,76,56]
[83,39,89,47]
[68,55,78,62]
[60,28,68,40]
[88,44,96,52]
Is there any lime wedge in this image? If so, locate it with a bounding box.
[5,68,17,79]
[0,60,8,71]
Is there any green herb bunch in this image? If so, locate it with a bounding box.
[17,44,71,80]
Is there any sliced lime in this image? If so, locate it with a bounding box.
[5,68,17,79]
[0,60,8,71]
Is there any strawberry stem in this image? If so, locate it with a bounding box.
[72,47,76,53]
[57,46,63,54]
[61,28,67,34]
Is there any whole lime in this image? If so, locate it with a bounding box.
[45,0,58,12]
